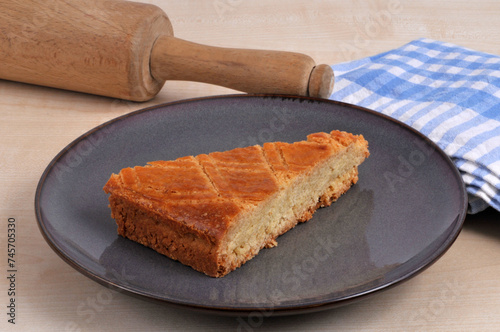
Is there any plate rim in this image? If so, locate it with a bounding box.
[34,93,468,316]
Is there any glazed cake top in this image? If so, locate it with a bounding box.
[103,130,368,241]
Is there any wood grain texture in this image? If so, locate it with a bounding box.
[1,0,499,331]
[151,35,332,97]
[0,0,333,100]
[0,0,172,101]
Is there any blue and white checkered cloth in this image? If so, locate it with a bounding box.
[329,38,500,214]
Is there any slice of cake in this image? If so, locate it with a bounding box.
[103,130,369,277]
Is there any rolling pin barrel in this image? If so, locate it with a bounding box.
[0,0,334,101]
[0,0,171,101]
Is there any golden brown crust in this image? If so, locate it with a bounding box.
[196,148,280,203]
[107,195,225,277]
[103,130,369,277]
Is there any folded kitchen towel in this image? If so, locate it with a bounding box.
[329,38,500,214]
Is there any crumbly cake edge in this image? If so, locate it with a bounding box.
[216,141,367,277]
[103,131,369,277]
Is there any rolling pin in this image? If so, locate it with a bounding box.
[0,0,334,101]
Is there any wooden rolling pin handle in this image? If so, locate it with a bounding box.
[150,35,334,98]
[308,64,335,99]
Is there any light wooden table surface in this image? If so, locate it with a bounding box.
[1,0,499,331]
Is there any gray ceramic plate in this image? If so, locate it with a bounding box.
[35,94,467,316]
